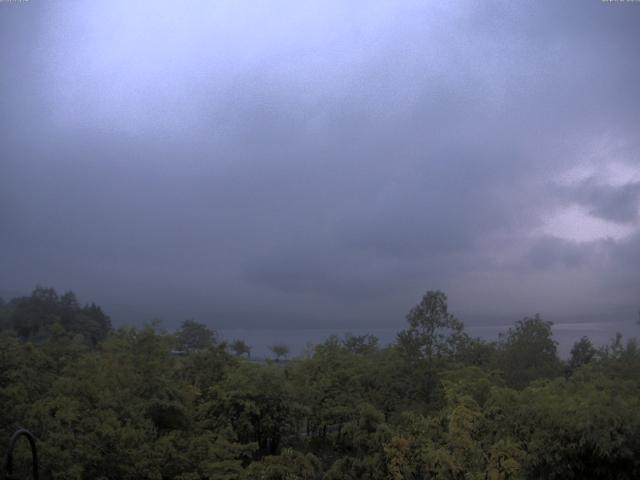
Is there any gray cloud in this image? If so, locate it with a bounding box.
[567,178,640,224]
[1,1,640,332]
[524,236,600,270]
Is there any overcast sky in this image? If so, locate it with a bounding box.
[1,0,639,332]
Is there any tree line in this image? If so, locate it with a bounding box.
[0,286,639,479]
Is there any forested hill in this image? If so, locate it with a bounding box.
[1,287,639,479]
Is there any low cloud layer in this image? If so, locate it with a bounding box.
[567,178,640,224]
[1,1,639,331]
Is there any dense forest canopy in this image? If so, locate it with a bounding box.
[1,287,639,479]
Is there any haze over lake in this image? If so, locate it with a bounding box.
[221,319,638,359]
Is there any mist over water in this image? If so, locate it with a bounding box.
[222,320,638,359]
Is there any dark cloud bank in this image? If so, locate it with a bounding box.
[1,1,639,346]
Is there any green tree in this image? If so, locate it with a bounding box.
[453,335,497,367]
[270,344,290,361]
[4,287,111,345]
[399,290,465,361]
[3,283,640,479]
[498,314,561,389]
[242,448,320,480]
[385,387,523,480]
[10,286,60,340]
[203,363,302,455]
[397,290,465,401]
[231,339,251,359]
[323,403,392,480]
[342,333,379,355]
[175,319,218,353]
[568,336,597,372]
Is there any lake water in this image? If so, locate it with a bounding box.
[221,320,638,360]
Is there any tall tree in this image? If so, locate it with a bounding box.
[231,339,251,359]
[342,333,379,355]
[498,314,561,389]
[270,344,290,361]
[175,319,218,353]
[568,336,597,372]
[397,290,465,401]
[5,287,111,344]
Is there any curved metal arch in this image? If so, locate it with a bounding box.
[2,429,39,480]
